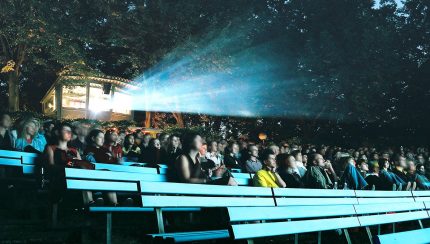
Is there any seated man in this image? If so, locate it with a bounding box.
[303,153,333,189]
[244,145,262,173]
[253,149,286,188]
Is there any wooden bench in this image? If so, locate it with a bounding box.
[88,181,274,243]
[0,149,39,175]
[228,201,429,244]
[374,227,430,244]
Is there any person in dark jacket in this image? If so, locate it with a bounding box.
[278,154,304,188]
[303,154,333,189]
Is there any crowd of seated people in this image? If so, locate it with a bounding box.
[2,112,430,206]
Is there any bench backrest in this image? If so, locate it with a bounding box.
[228,201,429,240]
[65,168,166,192]
[273,188,358,205]
[0,149,39,174]
[140,181,274,207]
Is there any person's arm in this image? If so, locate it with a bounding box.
[176,155,206,184]
[75,151,82,160]
[45,146,55,166]
[272,168,287,188]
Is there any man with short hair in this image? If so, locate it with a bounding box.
[70,122,90,156]
[303,153,333,189]
[244,145,262,173]
[291,150,306,177]
[253,149,286,188]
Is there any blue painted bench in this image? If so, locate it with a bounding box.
[89,181,274,243]
[0,149,39,174]
[228,201,430,244]
[374,227,430,244]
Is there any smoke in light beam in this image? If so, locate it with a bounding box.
[122,20,341,119]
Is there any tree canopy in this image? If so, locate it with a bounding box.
[0,0,429,143]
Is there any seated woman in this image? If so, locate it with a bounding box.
[253,149,286,188]
[174,132,237,185]
[103,129,123,162]
[15,118,47,153]
[160,134,182,165]
[122,134,141,161]
[140,138,162,167]
[339,157,368,190]
[223,142,241,169]
[83,129,119,205]
[84,129,119,164]
[278,154,304,188]
[44,123,93,204]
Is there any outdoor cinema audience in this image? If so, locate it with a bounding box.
[2,115,430,207]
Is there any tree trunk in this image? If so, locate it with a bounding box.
[7,70,19,111]
[172,112,185,128]
[144,111,152,128]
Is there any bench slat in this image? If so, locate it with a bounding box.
[66,179,138,192]
[0,158,22,166]
[22,165,35,174]
[411,191,430,197]
[357,197,415,204]
[355,190,412,197]
[89,207,201,212]
[0,150,38,158]
[276,197,358,206]
[153,230,229,242]
[354,202,425,215]
[376,227,430,244]
[65,168,167,182]
[230,216,360,239]
[228,205,356,222]
[358,210,429,226]
[139,181,272,196]
[94,163,159,174]
[273,188,355,197]
[141,195,275,207]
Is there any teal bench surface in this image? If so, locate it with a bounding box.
[140,181,274,207]
[228,201,430,243]
[375,227,430,244]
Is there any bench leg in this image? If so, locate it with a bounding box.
[155,208,165,234]
[246,239,254,244]
[106,212,112,244]
[366,226,374,244]
[51,203,58,228]
[294,233,298,244]
[317,231,321,244]
[378,225,381,235]
[392,223,395,233]
[418,220,424,229]
[344,229,352,244]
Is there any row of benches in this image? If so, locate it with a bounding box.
[3,149,430,243]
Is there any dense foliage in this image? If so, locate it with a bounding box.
[0,0,429,145]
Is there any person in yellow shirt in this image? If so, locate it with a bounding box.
[253,149,286,188]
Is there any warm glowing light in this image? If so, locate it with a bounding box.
[258,132,267,141]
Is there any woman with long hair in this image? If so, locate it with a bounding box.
[45,123,94,204]
[122,134,141,161]
[15,118,47,153]
[174,132,237,185]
